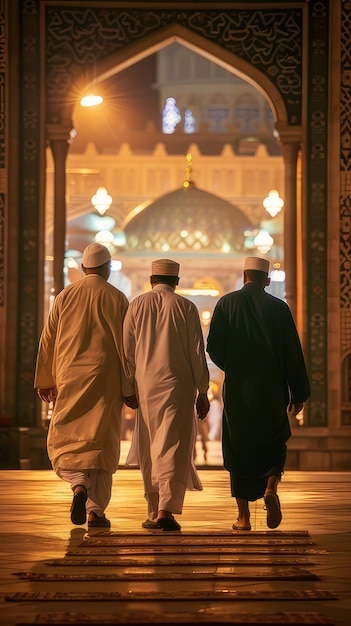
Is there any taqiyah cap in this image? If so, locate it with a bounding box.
[151,258,180,276]
[82,243,111,268]
[244,256,270,273]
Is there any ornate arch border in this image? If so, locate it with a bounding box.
[15,0,328,430]
[45,6,303,125]
[48,22,291,128]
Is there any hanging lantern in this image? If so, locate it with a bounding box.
[91,187,112,215]
[95,230,115,246]
[263,190,284,217]
[254,229,274,254]
[270,263,286,282]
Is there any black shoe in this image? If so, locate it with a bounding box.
[70,486,87,526]
[157,515,181,531]
[88,511,111,528]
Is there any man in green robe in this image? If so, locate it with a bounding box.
[207,257,310,530]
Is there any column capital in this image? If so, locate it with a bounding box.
[46,123,73,144]
[275,122,303,146]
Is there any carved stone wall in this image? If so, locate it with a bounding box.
[0,0,5,308]
[305,1,329,426]
[340,0,351,425]
[15,0,41,425]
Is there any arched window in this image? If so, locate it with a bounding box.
[234,93,260,133]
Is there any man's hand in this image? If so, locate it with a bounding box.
[288,402,304,417]
[37,387,57,403]
[196,392,210,421]
[124,394,139,410]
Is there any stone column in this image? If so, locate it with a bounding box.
[47,126,71,296]
[280,140,300,317]
[274,121,302,319]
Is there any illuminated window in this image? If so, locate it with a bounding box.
[162,97,181,134]
[184,109,196,133]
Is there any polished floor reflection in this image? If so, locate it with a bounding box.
[0,469,350,625]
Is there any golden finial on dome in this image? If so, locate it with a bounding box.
[183,152,194,188]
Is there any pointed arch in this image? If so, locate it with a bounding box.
[66,24,289,128]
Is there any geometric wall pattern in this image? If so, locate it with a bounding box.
[340,1,351,425]
[305,0,328,426]
[16,0,41,425]
[45,6,303,125]
[0,0,5,308]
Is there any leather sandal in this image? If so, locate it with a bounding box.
[264,491,282,529]
[232,520,251,531]
[70,485,87,526]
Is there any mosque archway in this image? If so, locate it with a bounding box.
[45,28,296,464]
[3,1,334,468]
[46,32,293,306]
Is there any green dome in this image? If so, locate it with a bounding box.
[124,184,252,255]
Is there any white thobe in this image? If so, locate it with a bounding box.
[34,274,130,475]
[123,284,210,518]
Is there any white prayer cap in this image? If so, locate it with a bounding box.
[244,256,270,273]
[82,243,111,268]
[151,258,180,276]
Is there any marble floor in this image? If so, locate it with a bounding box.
[0,468,350,625]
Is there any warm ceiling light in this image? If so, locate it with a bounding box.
[91,187,112,215]
[270,263,286,282]
[254,229,274,253]
[177,288,220,297]
[200,310,212,326]
[263,189,284,217]
[95,230,115,245]
[80,95,103,107]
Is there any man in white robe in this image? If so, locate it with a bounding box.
[123,258,210,531]
[34,243,130,528]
